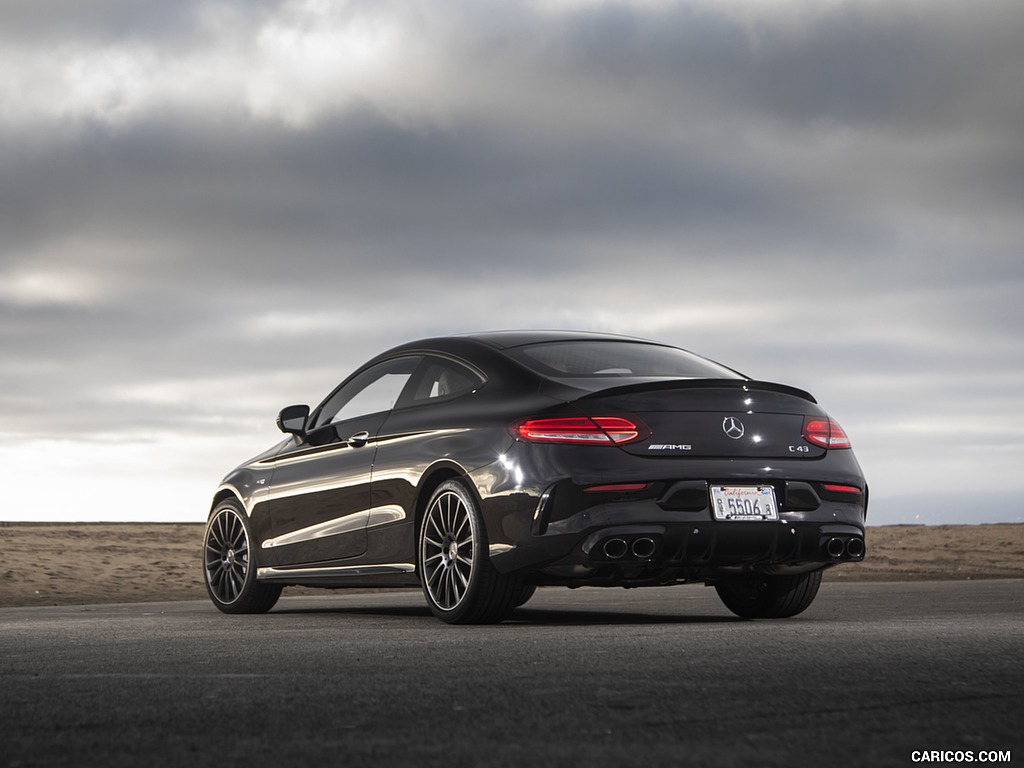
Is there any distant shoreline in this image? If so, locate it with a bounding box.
[2,523,1022,608]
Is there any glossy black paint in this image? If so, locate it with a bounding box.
[210,331,867,595]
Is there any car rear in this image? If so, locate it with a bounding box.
[480,339,867,597]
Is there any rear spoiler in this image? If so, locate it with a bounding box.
[576,378,818,404]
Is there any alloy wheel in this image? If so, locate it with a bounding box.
[205,506,250,604]
[421,490,475,611]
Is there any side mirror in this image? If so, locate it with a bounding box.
[276,404,310,436]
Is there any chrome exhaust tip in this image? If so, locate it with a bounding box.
[826,538,846,558]
[631,537,656,559]
[603,538,628,560]
[846,537,865,558]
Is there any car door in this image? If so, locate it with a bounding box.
[366,356,491,549]
[260,356,421,567]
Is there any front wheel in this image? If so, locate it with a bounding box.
[418,480,522,624]
[714,570,822,619]
[203,499,282,614]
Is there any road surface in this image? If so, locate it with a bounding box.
[2,580,1022,767]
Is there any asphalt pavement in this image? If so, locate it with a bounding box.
[2,580,1022,768]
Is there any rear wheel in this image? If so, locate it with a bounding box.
[203,499,282,614]
[418,480,521,624]
[714,570,822,619]
[514,584,538,608]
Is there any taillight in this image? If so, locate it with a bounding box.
[802,417,852,449]
[511,415,649,445]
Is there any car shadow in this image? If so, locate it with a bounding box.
[507,607,741,625]
[270,602,742,625]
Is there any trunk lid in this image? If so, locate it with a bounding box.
[575,379,827,459]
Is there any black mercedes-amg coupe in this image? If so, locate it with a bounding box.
[204,331,867,623]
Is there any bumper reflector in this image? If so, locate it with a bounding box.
[584,483,649,493]
[823,483,861,494]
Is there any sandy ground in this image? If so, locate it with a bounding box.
[1,522,1023,608]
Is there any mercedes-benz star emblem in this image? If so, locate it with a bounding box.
[722,416,745,440]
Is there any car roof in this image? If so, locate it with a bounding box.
[455,329,661,349]
[370,331,684,382]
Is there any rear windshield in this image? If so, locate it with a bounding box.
[509,341,743,380]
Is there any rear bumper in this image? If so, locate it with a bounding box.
[481,479,865,585]
[472,441,868,584]
[491,512,864,583]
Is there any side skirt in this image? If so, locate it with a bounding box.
[257,562,416,582]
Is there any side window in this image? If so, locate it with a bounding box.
[407,358,484,405]
[312,356,421,429]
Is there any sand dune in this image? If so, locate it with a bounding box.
[2,522,1022,608]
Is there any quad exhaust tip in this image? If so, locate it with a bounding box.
[632,537,657,559]
[601,536,657,560]
[826,537,865,559]
[603,538,629,560]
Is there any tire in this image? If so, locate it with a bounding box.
[714,570,822,619]
[514,584,538,608]
[418,480,521,624]
[203,498,282,614]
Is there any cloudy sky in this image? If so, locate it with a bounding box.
[2,0,1022,525]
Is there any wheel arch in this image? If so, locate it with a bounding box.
[412,461,479,549]
[209,487,245,519]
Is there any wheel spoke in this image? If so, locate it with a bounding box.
[427,511,444,539]
[444,494,454,533]
[426,562,444,588]
[214,567,229,598]
[448,568,461,606]
[453,513,469,541]
[452,563,469,590]
[437,568,448,607]
[220,515,231,539]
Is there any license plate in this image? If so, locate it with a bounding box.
[710,485,779,521]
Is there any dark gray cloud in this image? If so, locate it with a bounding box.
[2,0,1022,522]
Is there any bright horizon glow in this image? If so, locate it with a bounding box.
[1,422,1020,525]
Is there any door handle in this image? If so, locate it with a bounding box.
[347,431,371,447]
